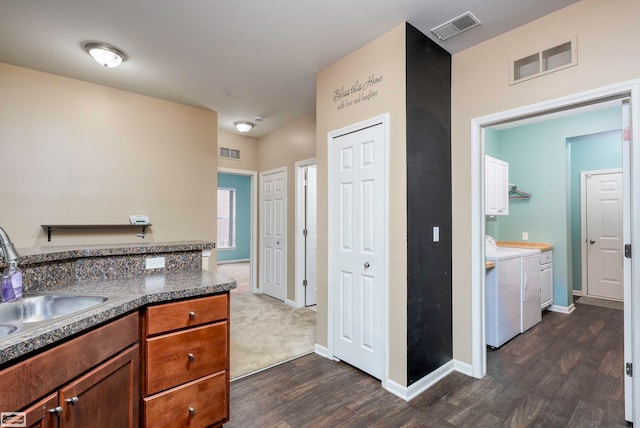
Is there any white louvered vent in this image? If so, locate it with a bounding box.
[431,12,481,41]
[219,147,240,160]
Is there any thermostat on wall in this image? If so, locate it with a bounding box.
[129,215,150,225]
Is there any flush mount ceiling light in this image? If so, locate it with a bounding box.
[234,121,255,133]
[83,42,127,68]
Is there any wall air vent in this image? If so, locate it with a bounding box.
[219,147,240,160]
[431,11,481,41]
[510,38,577,85]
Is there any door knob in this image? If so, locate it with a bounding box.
[48,406,63,416]
[64,396,79,406]
[590,239,596,244]
[364,262,370,269]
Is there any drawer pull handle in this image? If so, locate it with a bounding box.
[188,353,195,361]
[189,311,196,320]
[188,407,196,416]
[64,396,79,406]
[48,406,63,416]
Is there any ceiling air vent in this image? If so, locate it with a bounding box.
[431,11,481,41]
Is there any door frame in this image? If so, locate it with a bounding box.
[327,113,390,389]
[295,158,317,308]
[217,167,258,293]
[470,79,640,421]
[580,168,623,298]
[259,167,288,300]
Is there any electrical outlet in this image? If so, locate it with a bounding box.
[145,257,165,269]
[433,226,440,242]
[522,232,529,241]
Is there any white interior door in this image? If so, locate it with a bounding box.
[305,165,317,306]
[586,170,623,301]
[260,168,286,301]
[331,123,385,380]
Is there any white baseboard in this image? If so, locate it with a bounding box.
[314,344,329,358]
[573,290,583,296]
[453,359,473,377]
[285,298,296,307]
[548,303,576,314]
[216,258,250,265]
[386,360,455,402]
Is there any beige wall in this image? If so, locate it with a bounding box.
[257,114,316,302]
[451,0,640,364]
[0,62,219,270]
[218,130,259,171]
[316,23,408,385]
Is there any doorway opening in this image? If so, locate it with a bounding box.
[470,80,640,422]
[295,158,318,308]
[217,168,257,293]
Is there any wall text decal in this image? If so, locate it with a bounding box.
[333,73,383,110]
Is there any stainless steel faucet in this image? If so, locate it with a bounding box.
[0,227,19,264]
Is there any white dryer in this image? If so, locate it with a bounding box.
[486,236,541,333]
[485,245,522,348]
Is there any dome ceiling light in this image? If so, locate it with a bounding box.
[234,121,255,133]
[83,42,127,68]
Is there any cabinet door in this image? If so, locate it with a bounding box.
[541,265,553,308]
[59,345,139,428]
[21,393,59,428]
[496,159,509,215]
[485,155,509,215]
[485,155,498,215]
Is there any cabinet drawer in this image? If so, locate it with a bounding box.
[145,322,227,395]
[145,294,228,335]
[144,371,228,428]
[540,250,553,265]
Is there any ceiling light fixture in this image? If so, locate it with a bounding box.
[234,121,255,133]
[83,42,127,68]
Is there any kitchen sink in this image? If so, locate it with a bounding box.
[0,323,18,338]
[0,295,108,324]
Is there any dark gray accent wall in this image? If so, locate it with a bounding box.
[405,23,452,385]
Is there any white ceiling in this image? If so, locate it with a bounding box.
[0,0,580,137]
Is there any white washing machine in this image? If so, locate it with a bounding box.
[486,236,541,333]
[485,245,522,348]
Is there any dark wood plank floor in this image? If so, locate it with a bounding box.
[227,302,627,427]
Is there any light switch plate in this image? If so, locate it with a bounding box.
[433,226,440,242]
[145,257,165,269]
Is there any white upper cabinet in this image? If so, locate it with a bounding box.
[485,155,509,216]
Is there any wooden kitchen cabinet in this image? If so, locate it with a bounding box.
[59,344,139,428]
[142,293,230,428]
[20,393,58,428]
[0,313,139,427]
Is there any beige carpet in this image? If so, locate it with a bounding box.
[218,262,316,380]
[576,295,624,310]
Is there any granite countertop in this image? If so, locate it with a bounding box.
[17,240,214,266]
[496,241,553,252]
[0,269,235,366]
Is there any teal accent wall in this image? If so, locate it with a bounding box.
[217,173,251,262]
[491,106,621,308]
[569,130,622,291]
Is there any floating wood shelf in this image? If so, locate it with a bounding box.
[41,224,151,242]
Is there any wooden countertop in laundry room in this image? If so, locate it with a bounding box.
[485,261,496,269]
[497,241,553,252]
